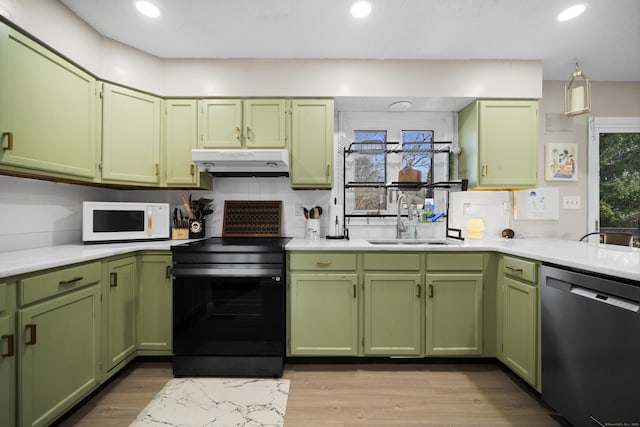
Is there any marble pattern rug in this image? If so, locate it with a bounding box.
[130,378,290,427]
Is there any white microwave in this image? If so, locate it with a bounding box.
[82,201,170,243]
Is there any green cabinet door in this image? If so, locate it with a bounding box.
[244,99,287,148]
[289,99,334,189]
[0,282,16,427]
[363,273,422,356]
[137,254,172,354]
[0,23,97,180]
[18,285,100,427]
[289,273,358,356]
[458,100,538,188]
[101,83,161,185]
[425,273,483,356]
[501,276,537,386]
[104,257,137,372]
[198,99,243,148]
[164,99,199,186]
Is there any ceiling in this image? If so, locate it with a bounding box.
[59,0,639,84]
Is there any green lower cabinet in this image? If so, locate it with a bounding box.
[501,276,537,386]
[137,254,172,355]
[1,282,16,427]
[425,273,483,356]
[363,274,422,356]
[18,285,101,427]
[289,273,358,356]
[104,257,137,374]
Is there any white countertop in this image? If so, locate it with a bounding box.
[286,237,640,282]
[1,237,639,283]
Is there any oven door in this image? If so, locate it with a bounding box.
[172,266,284,358]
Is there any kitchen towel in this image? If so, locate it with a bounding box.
[130,378,290,426]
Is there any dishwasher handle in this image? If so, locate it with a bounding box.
[569,285,640,313]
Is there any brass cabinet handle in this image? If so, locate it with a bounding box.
[110,272,118,287]
[246,127,251,141]
[482,164,488,177]
[316,260,331,267]
[1,334,14,358]
[166,265,172,279]
[326,164,330,177]
[190,164,195,176]
[2,132,13,150]
[235,127,241,140]
[428,284,434,298]
[25,324,37,346]
[505,265,524,273]
[416,284,421,298]
[353,284,357,299]
[155,163,159,176]
[59,276,83,286]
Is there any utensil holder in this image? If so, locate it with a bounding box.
[189,218,205,239]
[306,219,320,240]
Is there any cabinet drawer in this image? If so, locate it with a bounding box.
[363,253,421,271]
[503,256,537,284]
[289,252,356,271]
[19,262,102,306]
[426,253,484,271]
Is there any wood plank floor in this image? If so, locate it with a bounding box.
[56,361,562,426]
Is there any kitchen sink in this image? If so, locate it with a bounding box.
[366,239,459,246]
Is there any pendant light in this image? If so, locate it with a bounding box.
[564,62,591,117]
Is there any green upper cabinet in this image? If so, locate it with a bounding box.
[101,83,161,185]
[164,99,200,187]
[458,99,538,188]
[198,99,243,148]
[363,273,422,356]
[289,99,334,189]
[244,99,287,148]
[198,99,287,149]
[0,23,98,180]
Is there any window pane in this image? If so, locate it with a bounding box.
[599,132,640,243]
[353,130,386,210]
[401,130,435,197]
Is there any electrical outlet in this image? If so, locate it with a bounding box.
[562,196,581,210]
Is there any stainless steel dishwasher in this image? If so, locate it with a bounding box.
[541,264,640,427]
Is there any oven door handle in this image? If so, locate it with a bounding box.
[171,267,284,278]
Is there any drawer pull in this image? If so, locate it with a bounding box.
[326,164,330,177]
[190,163,195,176]
[416,284,422,298]
[316,260,331,267]
[59,276,83,286]
[235,127,241,140]
[246,127,251,141]
[506,266,524,273]
[428,284,434,298]
[110,272,118,287]
[1,334,14,358]
[353,284,357,299]
[482,164,488,176]
[2,132,13,150]
[166,265,172,279]
[25,324,37,346]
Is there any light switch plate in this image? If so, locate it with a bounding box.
[562,196,581,209]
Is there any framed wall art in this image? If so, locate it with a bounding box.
[545,143,578,181]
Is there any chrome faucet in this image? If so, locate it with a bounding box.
[396,194,407,239]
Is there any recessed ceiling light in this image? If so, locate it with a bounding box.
[351,1,372,19]
[388,100,412,112]
[557,4,585,21]
[136,1,160,18]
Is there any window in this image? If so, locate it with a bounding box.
[352,130,387,210]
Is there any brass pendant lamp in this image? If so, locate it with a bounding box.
[564,62,591,116]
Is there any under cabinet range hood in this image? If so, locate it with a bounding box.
[192,149,289,177]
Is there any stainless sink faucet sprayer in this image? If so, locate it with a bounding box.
[396,193,407,239]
